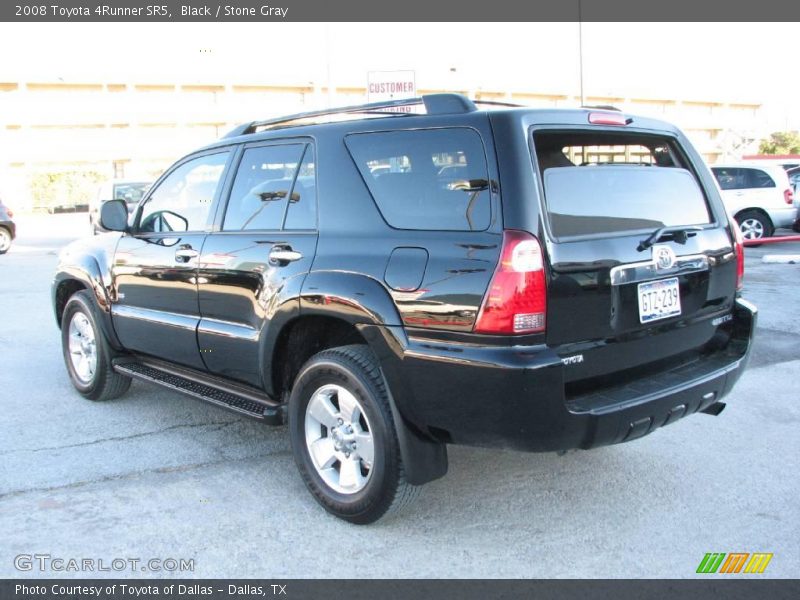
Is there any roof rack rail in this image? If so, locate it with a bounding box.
[223,93,482,138]
[473,99,524,108]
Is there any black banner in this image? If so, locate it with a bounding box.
[2,0,800,22]
[3,580,800,600]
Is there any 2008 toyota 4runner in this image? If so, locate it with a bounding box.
[53,94,756,523]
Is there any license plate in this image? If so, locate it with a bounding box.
[638,277,681,324]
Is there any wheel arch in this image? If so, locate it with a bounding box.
[52,256,122,349]
[265,271,447,486]
[262,269,403,398]
[734,207,774,228]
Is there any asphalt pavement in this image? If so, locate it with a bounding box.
[0,215,798,578]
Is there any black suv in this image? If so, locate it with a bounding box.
[53,94,756,523]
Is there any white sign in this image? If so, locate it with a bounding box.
[367,70,416,111]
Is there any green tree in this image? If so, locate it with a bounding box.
[29,170,103,210]
[759,131,800,155]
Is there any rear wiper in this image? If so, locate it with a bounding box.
[637,225,703,252]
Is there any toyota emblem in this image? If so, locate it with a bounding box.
[653,246,676,270]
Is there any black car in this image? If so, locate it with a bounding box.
[0,197,16,254]
[52,94,756,523]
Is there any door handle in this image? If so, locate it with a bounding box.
[175,247,199,263]
[269,245,303,264]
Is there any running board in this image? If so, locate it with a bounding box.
[113,358,284,425]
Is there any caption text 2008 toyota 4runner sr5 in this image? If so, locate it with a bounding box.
[53,94,756,523]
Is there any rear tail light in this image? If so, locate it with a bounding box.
[474,230,547,334]
[728,215,745,291]
[784,188,794,205]
[6,208,12,218]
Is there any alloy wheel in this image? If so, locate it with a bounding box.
[304,384,375,494]
[68,312,97,384]
[740,218,765,240]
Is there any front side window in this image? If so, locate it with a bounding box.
[223,144,307,231]
[345,128,492,231]
[284,146,317,230]
[138,152,229,233]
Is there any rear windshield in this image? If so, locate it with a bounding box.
[534,131,712,238]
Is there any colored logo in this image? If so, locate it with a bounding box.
[696,552,773,574]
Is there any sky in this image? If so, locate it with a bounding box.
[1,22,798,128]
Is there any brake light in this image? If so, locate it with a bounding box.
[6,208,12,218]
[728,215,745,291]
[784,188,794,205]
[588,112,628,126]
[474,230,547,334]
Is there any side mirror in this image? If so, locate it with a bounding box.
[100,199,128,232]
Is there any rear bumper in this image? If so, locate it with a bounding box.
[368,298,756,452]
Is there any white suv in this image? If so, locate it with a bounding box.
[711,163,797,240]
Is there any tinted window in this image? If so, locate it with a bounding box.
[712,167,776,190]
[543,167,711,237]
[745,168,776,188]
[346,128,491,231]
[711,167,744,190]
[534,131,711,238]
[284,146,317,230]
[139,152,228,233]
[223,144,305,231]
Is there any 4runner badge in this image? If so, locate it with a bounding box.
[653,245,676,270]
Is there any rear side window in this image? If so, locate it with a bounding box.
[345,128,491,231]
[534,131,712,238]
[712,167,776,190]
[711,167,744,190]
[223,143,317,231]
[745,168,776,188]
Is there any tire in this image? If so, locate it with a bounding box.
[0,227,11,254]
[735,210,773,244]
[61,290,131,401]
[288,344,420,524]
